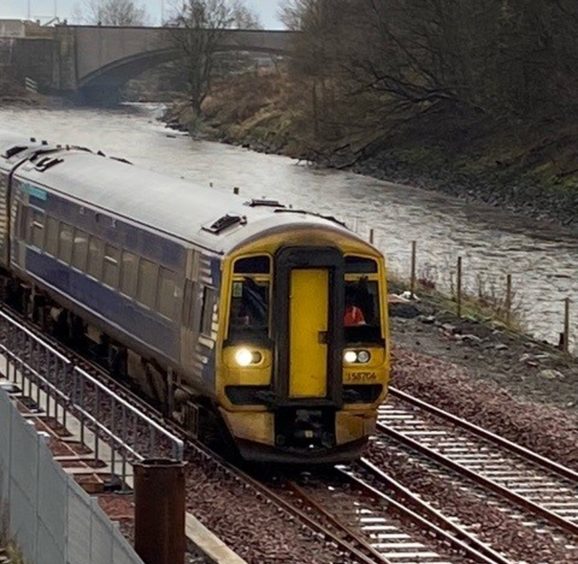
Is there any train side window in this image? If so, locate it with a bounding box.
[200,287,216,336]
[103,244,120,288]
[87,236,104,279]
[158,267,177,319]
[71,229,89,271]
[30,210,45,249]
[45,217,59,256]
[137,258,158,308]
[120,251,138,297]
[58,223,74,264]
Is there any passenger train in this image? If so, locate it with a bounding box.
[0,130,390,463]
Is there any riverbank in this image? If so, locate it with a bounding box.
[389,286,578,417]
[163,71,578,228]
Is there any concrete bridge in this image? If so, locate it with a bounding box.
[54,26,294,101]
[0,22,294,102]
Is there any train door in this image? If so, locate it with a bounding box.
[274,247,344,406]
[289,268,329,398]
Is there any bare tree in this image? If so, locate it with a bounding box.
[169,0,259,117]
[231,0,262,29]
[279,0,317,31]
[72,0,148,26]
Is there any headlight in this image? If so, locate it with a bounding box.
[234,348,262,366]
[235,348,254,367]
[344,350,358,364]
[343,349,371,364]
[357,350,371,363]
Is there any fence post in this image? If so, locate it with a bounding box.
[456,257,463,318]
[369,228,375,244]
[410,241,417,297]
[505,274,512,325]
[563,298,571,353]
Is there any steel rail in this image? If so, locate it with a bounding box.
[184,441,380,564]
[376,421,578,538]
[389,387,578,484]
[338,463,504,564]
[285,480,392,563]
[356,458,511,564]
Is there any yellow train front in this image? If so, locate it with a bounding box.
[217,224,390,463]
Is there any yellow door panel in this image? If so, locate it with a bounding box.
[289,268,328,398]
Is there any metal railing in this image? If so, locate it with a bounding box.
[0,307,184,485]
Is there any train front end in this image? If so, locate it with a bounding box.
[216,225,390,464]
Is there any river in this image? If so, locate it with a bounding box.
[1,104,576,349]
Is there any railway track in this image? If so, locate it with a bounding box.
[3,303,578,562]
[278,462,505,564]
[376,387,578,550]
[0,305,404,563]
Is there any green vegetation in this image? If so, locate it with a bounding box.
[0,506,24,564]
[388,268,527,334]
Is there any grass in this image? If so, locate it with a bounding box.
[0,503,25,564]
[388,263,527,333]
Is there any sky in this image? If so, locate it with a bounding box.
[0,0,285,28]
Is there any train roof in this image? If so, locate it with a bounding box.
[6,135,365,256]
[0,131,48,168]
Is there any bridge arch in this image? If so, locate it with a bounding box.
[59,26,294,103]
[78,43,289,103]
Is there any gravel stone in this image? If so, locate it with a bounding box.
[391,348,578,470]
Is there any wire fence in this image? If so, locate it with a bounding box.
[357,225,576,353]
[0,306,187,563]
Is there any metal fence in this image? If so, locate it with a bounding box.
[0,389,144,564]
[0,306,185,564]
[0,308,184,486]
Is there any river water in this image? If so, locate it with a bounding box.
[1,104,576,348]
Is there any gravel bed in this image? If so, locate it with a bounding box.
[392,347,578,470]
[365,439,572,563]
[278,471,474,564]
[184,449,347,564]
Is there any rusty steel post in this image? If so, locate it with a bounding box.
[134,459,187,564]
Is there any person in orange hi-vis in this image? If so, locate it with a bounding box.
[344,298,366,327]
